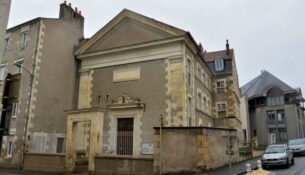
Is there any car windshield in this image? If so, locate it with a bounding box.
[289,139,305,145]
[265,146,285,154]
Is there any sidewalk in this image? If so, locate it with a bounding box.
[206,157,260,175]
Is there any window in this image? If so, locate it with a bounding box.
[203,97,206,112]
[217,81,225,88]
[215,58,224,71]
[56,137,65,153]
[0,64,5,81]
[207,100,211,114]
[217,104,226,112]
[4,38,9,51]
[277,110,285,122]
[21,31,28,47]
[11,103,18,119]
[15,59,24,73]
[34,135,45,153]
[7,136,13,157]
[187,59,191,86]
[187,97,192,126]
[197,92,202,109]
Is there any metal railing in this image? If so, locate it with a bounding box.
[101,131,153,158]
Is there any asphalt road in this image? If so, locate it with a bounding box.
[265,156,305,175]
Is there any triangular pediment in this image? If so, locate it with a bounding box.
[76,9,186,55]
[85,18,173,53]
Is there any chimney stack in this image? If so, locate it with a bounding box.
[226,39,230,55]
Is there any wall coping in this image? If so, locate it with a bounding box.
[153,126,237,131]
[24,152,65,157]
[95,155,153,161]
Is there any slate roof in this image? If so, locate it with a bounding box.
[203,49,234,62]
[240,70,296,99]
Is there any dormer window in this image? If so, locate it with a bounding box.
[215,58,224,71]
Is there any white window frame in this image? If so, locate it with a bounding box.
[4,38,9,51]
[217,81,225,89]
[0,64,6,81]
[6,136,13,157]
[215,58,224,71]
[21,31,28,47]
[217,104,226,112]
[14,58,24,74]
[11,103,18,119]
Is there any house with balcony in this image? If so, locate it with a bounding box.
[241,70,305,146]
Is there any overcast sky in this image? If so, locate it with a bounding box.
[7,0,305,92]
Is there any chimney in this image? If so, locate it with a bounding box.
[59,1,84,31]
[198,42,203,53]
[226,39,230,55]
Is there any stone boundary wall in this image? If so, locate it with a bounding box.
[153,127,239,174]
[23,153,65,173]
[94,155,153,175]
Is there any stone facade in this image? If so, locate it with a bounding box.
[0,2,83,168]
[0,0,11,58]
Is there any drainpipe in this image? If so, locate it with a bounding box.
[159,114,163,175]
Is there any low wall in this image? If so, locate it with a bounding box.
[23,153,65,173]
[153,127,239,174]
[95,155,153,175]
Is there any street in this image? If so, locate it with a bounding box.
[266,156,305,175]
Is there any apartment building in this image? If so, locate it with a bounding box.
[0,2,83,168]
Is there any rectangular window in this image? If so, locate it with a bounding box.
[215,58,224,71]
[56,137,65,153]
[187,59,191,86]
[7,137,13,157]
[197,92,201,109]
[4,38,9,51]
[217,81,225,88]
[187,97,192,126]
[277,110,285,123]
[15,59,24,74]
[217,104,226,112]
[203,97,206,112]
[11,103,18,119]
[21,31,28,47]
[0,64,5,81]
[113,67,140,82]
[34,135,45,153]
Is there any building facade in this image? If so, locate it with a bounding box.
[0,2,83,168]
[0,3,242,173]
[202,42,242,141]
[0,0,11,58]
[241,70,305,146]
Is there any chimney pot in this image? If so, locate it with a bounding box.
[68,3,71,7]
[226,39,230,55]
[75,7,78,13]
[64,1,67,4]
[79,10,82,15]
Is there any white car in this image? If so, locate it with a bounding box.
[288,139,305,155]
[261,144,294,168]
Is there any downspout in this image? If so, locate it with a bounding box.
[20,19,41,170]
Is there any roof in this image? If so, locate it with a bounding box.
[6,17,56,32]
[203,49,234,62]
[75,9,203,56]
[241,70,296,99]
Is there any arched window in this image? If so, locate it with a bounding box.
[266,88,284,106]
